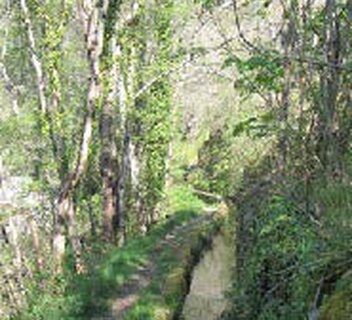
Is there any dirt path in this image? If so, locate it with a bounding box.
[107,208,218,320]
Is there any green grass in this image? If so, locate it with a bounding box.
[167,184,206,213]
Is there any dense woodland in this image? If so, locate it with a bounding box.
[0,0,351,319]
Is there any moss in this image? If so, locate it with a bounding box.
[164,267,187,297]
[154,306,171,320]
[319,274,352,320]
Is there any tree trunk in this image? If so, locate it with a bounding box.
[7,217,22,273]
[100,0,141,243]
[20,0,47,115]
[6,216,25,308]
[116,69,128,245]
[277,0,297,173]
[53,0,104,270]
[129,138,144,233]
[316,0,341,178]
[66,197,83,273]
[28,216,43,270]
[87,200,97,237]
[100,40,120,243]
[53,195,68,271]
[0,10,20,116]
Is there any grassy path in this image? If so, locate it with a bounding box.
[109,208,219,319]
[56,187,225,320]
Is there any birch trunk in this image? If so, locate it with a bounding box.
[0,8,20,116]
[53,0,104,270]
[20,0,47,115]
[116,70,128,245]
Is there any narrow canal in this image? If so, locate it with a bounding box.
[181,233,234,320]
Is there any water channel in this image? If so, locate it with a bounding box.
[181,233,234,320]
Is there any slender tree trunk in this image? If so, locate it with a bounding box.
[87,200,97,237]
[277,0,297,173]
[54,194,82,273]
[117,127,129,245]
[53,0,104,270]
[53,195,68,269]
[28,215,43,270]
[20,0,47,115]
[6,216,25,309]
[7,217,22,274]
[0,10,20,116]
[66,197,83,273]
[116,69,128,245]
[127,44,144,233]
[116,41,146,239]
[316,0,341,178]
[129,138,144,232]
[100,40,119,243]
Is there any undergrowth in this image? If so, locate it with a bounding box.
[224,174,352,320]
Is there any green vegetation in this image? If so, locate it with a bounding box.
[320,273,352,320]
[1,0,351,319]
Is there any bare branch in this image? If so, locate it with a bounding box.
[20,0,47,115]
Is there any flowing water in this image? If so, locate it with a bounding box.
[181,233,233,320]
